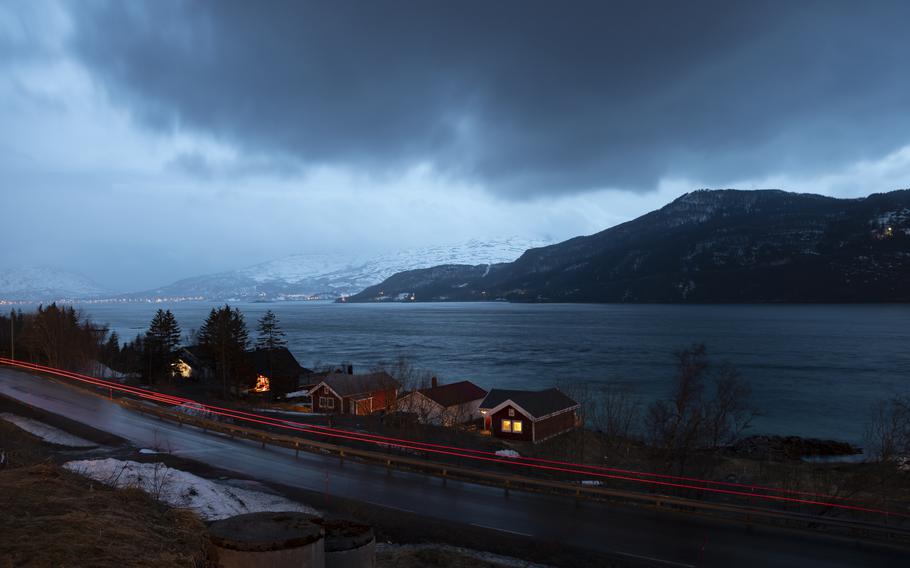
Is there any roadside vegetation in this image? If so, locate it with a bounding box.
[0,416,207,567]
[3,306,909,517]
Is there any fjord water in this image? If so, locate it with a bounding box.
[81,301,910,445]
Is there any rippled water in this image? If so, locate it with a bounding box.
[77,301,910,444]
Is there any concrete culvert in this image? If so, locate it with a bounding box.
[316,519,376,568]
[208,511,325,568]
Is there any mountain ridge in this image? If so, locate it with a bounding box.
[346,189,910,303]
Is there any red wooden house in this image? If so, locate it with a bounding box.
[478,388,579,443]
[308,371,401,415]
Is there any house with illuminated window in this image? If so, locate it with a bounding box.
[246,347,311,397]
[174,346,215,380]
[308,371,401,415]
[479,388,580,443]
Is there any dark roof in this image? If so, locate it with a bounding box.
[417,381,487,408]
[479,388,578,419]
[247,347,303,377]
[315,372,401,398]
[179,345,214,366]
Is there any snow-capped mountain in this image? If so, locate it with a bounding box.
[348,189,910,303]
[130,237,551,301]
[0,267,110,302]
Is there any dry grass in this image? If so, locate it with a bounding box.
[0,418,209,567]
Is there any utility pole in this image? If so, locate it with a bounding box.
[10,311,14,361]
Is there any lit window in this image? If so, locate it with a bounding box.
[512,420,523,433]
[501,419,512,432]
[175,359,192,379]
[253,374,270,393]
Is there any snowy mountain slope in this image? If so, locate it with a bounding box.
[0,266,110,301]
[348,189,910,303]
[130,237,550,301]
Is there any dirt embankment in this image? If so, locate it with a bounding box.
[0,416,208,567]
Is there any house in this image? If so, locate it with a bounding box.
[308,372,401,415]
[478,388,580,443]
[246,347,311,396]
[397,379,488,426]
[174,346,215,380]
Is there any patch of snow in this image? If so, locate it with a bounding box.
[0,413,95,447]
[138,448,159,454]
[495,449,520,458]
[257,409,319,417]
[0,266,110,301]
[64,458,317,520]
[283,389,312,399]
[377,543,552,568]
[174,402,217,421]
[580,480,603,487]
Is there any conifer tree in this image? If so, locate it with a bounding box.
[145,309,182,383]
[256,310,287,350]
[198,305,249,398]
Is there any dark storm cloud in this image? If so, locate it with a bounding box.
[68,0,910,196]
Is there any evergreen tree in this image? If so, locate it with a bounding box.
[198,305,250,398]
[145,309,182,383]
[256,310,287,387]
[255,310,287,350]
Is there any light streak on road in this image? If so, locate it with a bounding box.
[2,357,905,519]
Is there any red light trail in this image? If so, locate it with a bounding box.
[1,357,905,518]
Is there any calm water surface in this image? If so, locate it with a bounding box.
[76,301,910,445]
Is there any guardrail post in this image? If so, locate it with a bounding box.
[261,436,266,449]
[442,469,447,486]
[504,479,510,497]
[339,449,345,466]
[295,441,299,458]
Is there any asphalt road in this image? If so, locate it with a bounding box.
[1,367,908,567]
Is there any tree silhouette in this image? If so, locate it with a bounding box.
[198,305,250,398]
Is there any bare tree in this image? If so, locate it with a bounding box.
[704,363,756,449]
[645,344,756,473]
[865,395,910,462]
[592,383,640,454]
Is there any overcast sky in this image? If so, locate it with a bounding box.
[2,0,910,291]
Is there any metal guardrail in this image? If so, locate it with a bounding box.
[1,358,907,544]
[117,397,910,544]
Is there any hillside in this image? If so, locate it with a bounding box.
[0,267,110,302]
[347,189,910,303]
[126,237,550,301]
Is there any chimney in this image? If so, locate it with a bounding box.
[431,376,438,388]
[347,363,353,375]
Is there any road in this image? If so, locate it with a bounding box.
[1,367,907,567]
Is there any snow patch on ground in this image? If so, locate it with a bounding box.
[174,402,217,421]
[0,413,95,447]
[138,448,159,454]
[283,389,312,399]
[495,449,520,458]
[580,480,603,487]
[377,543,552,568]
[257,408,319,417]
[64,458,317,520]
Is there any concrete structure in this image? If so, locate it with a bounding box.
[208,512,325,568]
[316,519,376,568]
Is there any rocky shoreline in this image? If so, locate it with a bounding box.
[727,435,861,461]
